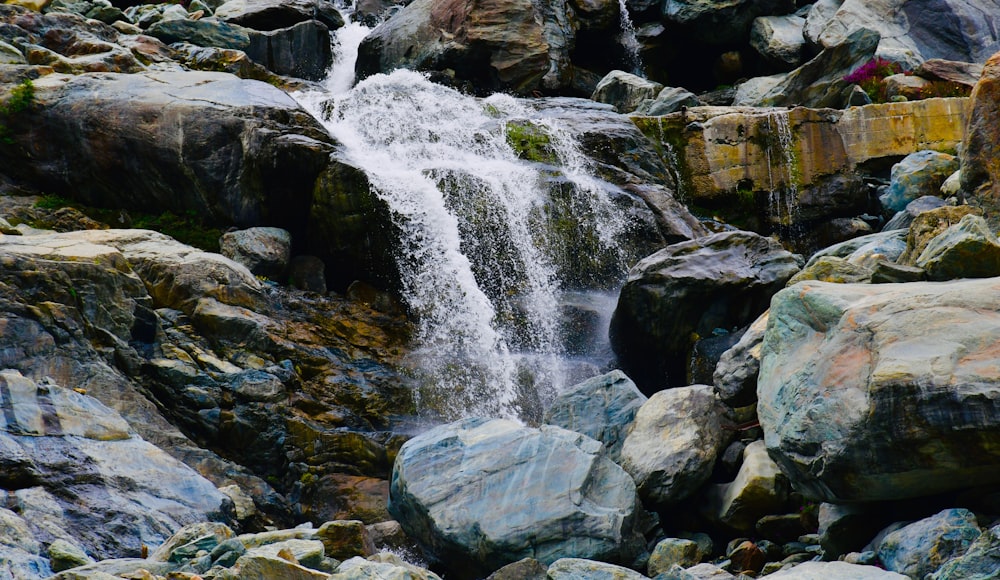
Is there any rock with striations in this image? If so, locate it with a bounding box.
[930,521,1000,579]
[911,213,1000,279]
[244,20,332,81]
[755,27,880,108]
[213,0,345,31]
[896,204,982,265]
[876,509,982,579]
[758,278,1000,503]
[0,369,231,560]
[388,417,647,579]
[878,150,959,214]
[750,14,807,70]
[611,230,799,390]
[619,385,732,508]
[962,50,1000,226]
[543,370,647,462]
[146,18,252,50]
[916,58,984,88]
[807,229,908,267]
[591,70,664,113]
[803,0,1000,64]
[545,557,647,579]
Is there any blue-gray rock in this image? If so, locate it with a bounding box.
[245,20,332,81]
[660,0,795,45]
[591,70,664,113]
[146,18,252,49]
[876,509,981,579]
[879,150,959,214]
[750,14,807,70]
[913,213,1000,280]
[758,278,1000,502]
[388,418,646,578]
[330,553,442,579]
[214,0,344,31]
[543,370,646,462]
[611,230,800,390]
[806,229,908,268]
[619,385,733,508]
[647,539,702,576]
[712,311,768,406]
[930,521,1000,579]
[702,440,791,533]
[546,557,647,579]
[882,195,948,231]
[633,87,703,116]
[764,560,907,579]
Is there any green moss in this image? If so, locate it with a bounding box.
[505,120,557,164]
[0,79,35,144]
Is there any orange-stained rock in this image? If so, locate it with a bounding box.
[961,51,1000,226]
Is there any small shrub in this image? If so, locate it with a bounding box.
[918,80,972,99]
[844,57,904,103]
[0,79,35,144]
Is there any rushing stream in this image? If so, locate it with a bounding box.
[295,14,637,422]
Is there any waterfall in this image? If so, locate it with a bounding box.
[618,0,644,76]
[295,24,633,422]
[762,110,799,230]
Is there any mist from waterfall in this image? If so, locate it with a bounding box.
[295,14,633,422]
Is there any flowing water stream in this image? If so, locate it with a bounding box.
[295,11,635,422]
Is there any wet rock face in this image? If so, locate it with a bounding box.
[388,417,647,579]
[962,50,1000,226]
[610,230,799,391]
[758,278,1000,503]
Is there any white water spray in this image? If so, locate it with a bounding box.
[763,111,799,229]
[618,0,644,76]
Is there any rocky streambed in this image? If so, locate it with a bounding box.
[2,0,1000,578]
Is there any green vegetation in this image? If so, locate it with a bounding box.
[0,79,35,144]
[844,58,972,103]
[505,120,557,164]
[33,195,224,252]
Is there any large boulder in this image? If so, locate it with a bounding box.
[804,0,1000,64]
[750,14,807,70]
[0,369,231,560]
[878,150,959,213]
[243,20,333,81]
[765,561,907,579]
[618,385,732,508]
[962,50,1000,225]
[911,213,1000,280]
[930,521,1000,579]
[388,417,646,579]
[702,440,791,533]
[543,370,647,462]
[591,70,664,113]
[611,230,799,390]
[213,0,345,31]
[758,278,1000,502]
[876,509,982,579]
[659,0,795,45]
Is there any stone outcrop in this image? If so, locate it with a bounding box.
[876,509,981,579]
[611,230,799,389]
[961,50,1000,225]
[878,150,958,213]
[758,278,1000,502]
[591,70,664,113]
[632,97,967,239]
[388,417,646,578]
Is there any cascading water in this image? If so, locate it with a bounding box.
[617,0,644,76]
[295,19,635,422]
[763,111,799,229]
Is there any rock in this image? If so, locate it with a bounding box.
[0,40,26,64]
[940,169,962,197]
[315,520,376,561]
[545,558,647,579]
[732,74,786,106]
[151,522,237,562]
[591,70,664,113]
[619,385,732,508]
[220,227,292,281]
[486,558,548,580]
[610,230,799,389]
[0,507,51,580]
[917,59,984,88]
[146,18,252,49]
[713,311,768,406]
[244,20,332,81]
[633,86,702,115]
[758,278,1000,502]
[48,539,95,572]
[659,0,795,46]
[234,552,330,580]
[897,204,982,265]
[647,538,702,576]
[785,256,873,285]
[878,150,959,213]
[725,540,765,574]
[750,15,806,70]
[883,73,932,100]
[876,509,981,578]
[805,0,1000,64]
[388,418,646,577]
[246,538,326,569]
[542,369,647,462]
[870,260,925,283]
[703,441,791,533]
[355,0,580,96]
[882,195,948,231]
[756,27,880,108]
[764,560,907,579]
[214,0,344,31]
[962,51,1000,225]
[0,70,339,237]
[809,229,909,265]
[171,42,284,85]
[930,520,1000,579]
[632,97,967,243]
[912,213,1000,279]
[0,370,231,560]
[681,563,737,578]
[299,474,391,524]
[818,503,889,559]
[330,553,442,580]
[288,255,327,293]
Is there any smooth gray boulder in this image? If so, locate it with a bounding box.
[913,213,1000,280]
[214,0,345,31]
[244,19,332,80]
[713,311,769,406]
[750,14,807,69]
[330,553,443,579]
[543,370,646,462]
[633,86,702,115]
[611,230,799,390]
[765,561,908,579]
[659,0,796,45]
[876,509,981,579]
[879,150,959,214]
[758,278,1000,502]
[220,226,292,281]
[545,558,647,579]
[619,385,732,508]
[591,70,664,113]
[388,417,646,578]
[702,441,791,533]
[882,196,948,231]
